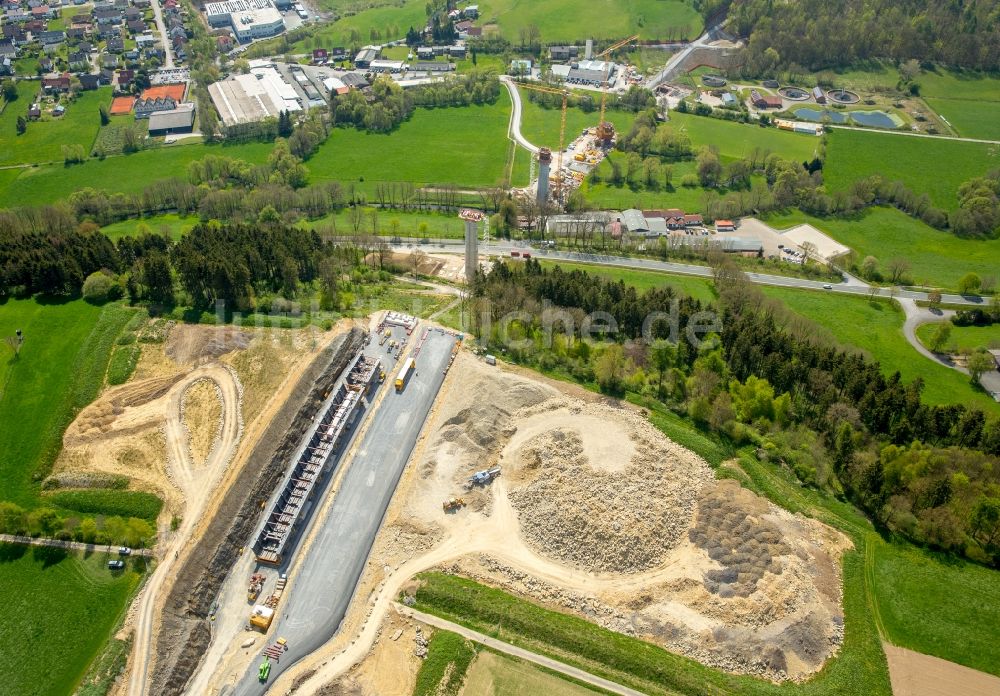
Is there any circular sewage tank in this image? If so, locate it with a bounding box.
[779,86,810,101]
[827,89,860,104]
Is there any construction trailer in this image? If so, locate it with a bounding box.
[250,605,275,631]
[395,357,415,392]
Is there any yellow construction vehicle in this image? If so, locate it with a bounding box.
[442,497,465,512]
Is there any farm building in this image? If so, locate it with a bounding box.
[751,89,782,109]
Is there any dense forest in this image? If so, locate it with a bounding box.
[471,260,1000,565]
[697,0,1000,72]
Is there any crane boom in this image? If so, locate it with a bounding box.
[596,34,639,146]
[515,81,569,204]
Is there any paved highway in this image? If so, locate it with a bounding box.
[227,328,456,696]
[390,239,988,307]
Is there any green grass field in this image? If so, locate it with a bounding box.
[874,542,1000,677]
[0,83,112,166]
[462,651,608,695]
[757,286,999,412]
[295,94,514,189]
[918,69,1000,140]
[0,543,143,696]
[765,207,1000,291]
[583,159,704,211]
[915,322,1000,353]
[669,112,821,162]
[0,299,134,509]
[0,141,274,208]
[517,96,637,152]
[823,128,999,211]
[101,214,197,241]
[302,208,471,238]
[412,629,478,696]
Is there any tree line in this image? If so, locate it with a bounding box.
[699,0,1000,73]
[470,259,1000,564]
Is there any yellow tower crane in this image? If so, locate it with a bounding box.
[515,81,569,203]
[596,34,640,145]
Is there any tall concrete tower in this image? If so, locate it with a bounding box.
[536,147,552,206]
[585,38,593,60]
[459,209,482,283]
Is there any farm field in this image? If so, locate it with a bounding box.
[301,94,514,189]
[0,84,112,167]
[0,543,143,696]
[101,214,197,241]
[582,159,704,211]
[823,128,998,210]
[301,208,471,238]
[540,260,717,304]
[873,542,1000,677]
[0,299,134,510]
[462,651,607,695]
[757,286,999,413]
[765,207,1000,291]
[923,98,1000,141]
[478,0,701,42]
[915,322,1000,353]
[0,141,274,208]
[670,111,820,163]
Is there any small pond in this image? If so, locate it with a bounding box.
[848,110,899,128]
[794,108,848,123]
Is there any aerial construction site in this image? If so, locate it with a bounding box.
[52,305,852,696]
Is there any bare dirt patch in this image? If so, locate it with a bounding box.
[885,644,1000,696]
[181,379,222,467]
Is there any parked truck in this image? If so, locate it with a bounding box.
[395,357,415,392]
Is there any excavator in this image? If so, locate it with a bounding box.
[258,655,271,682]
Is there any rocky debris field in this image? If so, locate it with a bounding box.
[507,402,715,574]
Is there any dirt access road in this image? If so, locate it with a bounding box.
[127,365,243,696]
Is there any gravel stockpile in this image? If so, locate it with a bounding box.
[507,403,714,574]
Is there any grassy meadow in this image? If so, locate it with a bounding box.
[0,141,274,208]
[918,69,1000,140]
[874,542,1000,676]
[101,214,197,241]
[412,630,478,696]
[0,543,143,696]
[915,322,1000,353]
[0,84,112,167]
[765,207,1000,291]
[0,298,134,509]
[757,286,999,413]
[540,260,717,304]
[306,93,513,189]
[462,651,609,695]
[823,128,998,210]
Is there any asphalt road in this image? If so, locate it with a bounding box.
[229,328,456,696]
[388,239,988,307]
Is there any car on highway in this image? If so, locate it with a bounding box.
[823,284,833,289]
[108,560,125,570]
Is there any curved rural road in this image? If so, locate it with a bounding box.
[898,298,965,372]
[128,365,243,696]
[500,76,539,153]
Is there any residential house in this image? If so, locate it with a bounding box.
[123,7,141,21]
[78,72,99,89]
[28,103,41,119]
[0,56,12,75]
[3,24,28,45]
[101,52,119,68]
[459,26,481,39]
[38,30,66,46]
[24,19,45,34]
[116,67,133,89]
[98,66,113,83]
[30,5,54,21]
[135,32,156,48]
[215,34,232,51]
[715,219,736,232]
[126,19,146,34]
[142,46,162,61]
[41,72,71,91]
[106,35,125,53]
[0,39,17,59]
[93,8,121,24]
[4,8,29,23]
[454,19,472,33]
[124,47,139,61]
[462,4,478,18]
[68,49,88,69]
[132,0,150,7]
[66,26,87,40]
[39,56,53,71]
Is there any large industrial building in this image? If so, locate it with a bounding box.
[208,60,302,126]
[204,0,285,42]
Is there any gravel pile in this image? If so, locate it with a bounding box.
[508,403,714,574]
[689,480,791,597]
